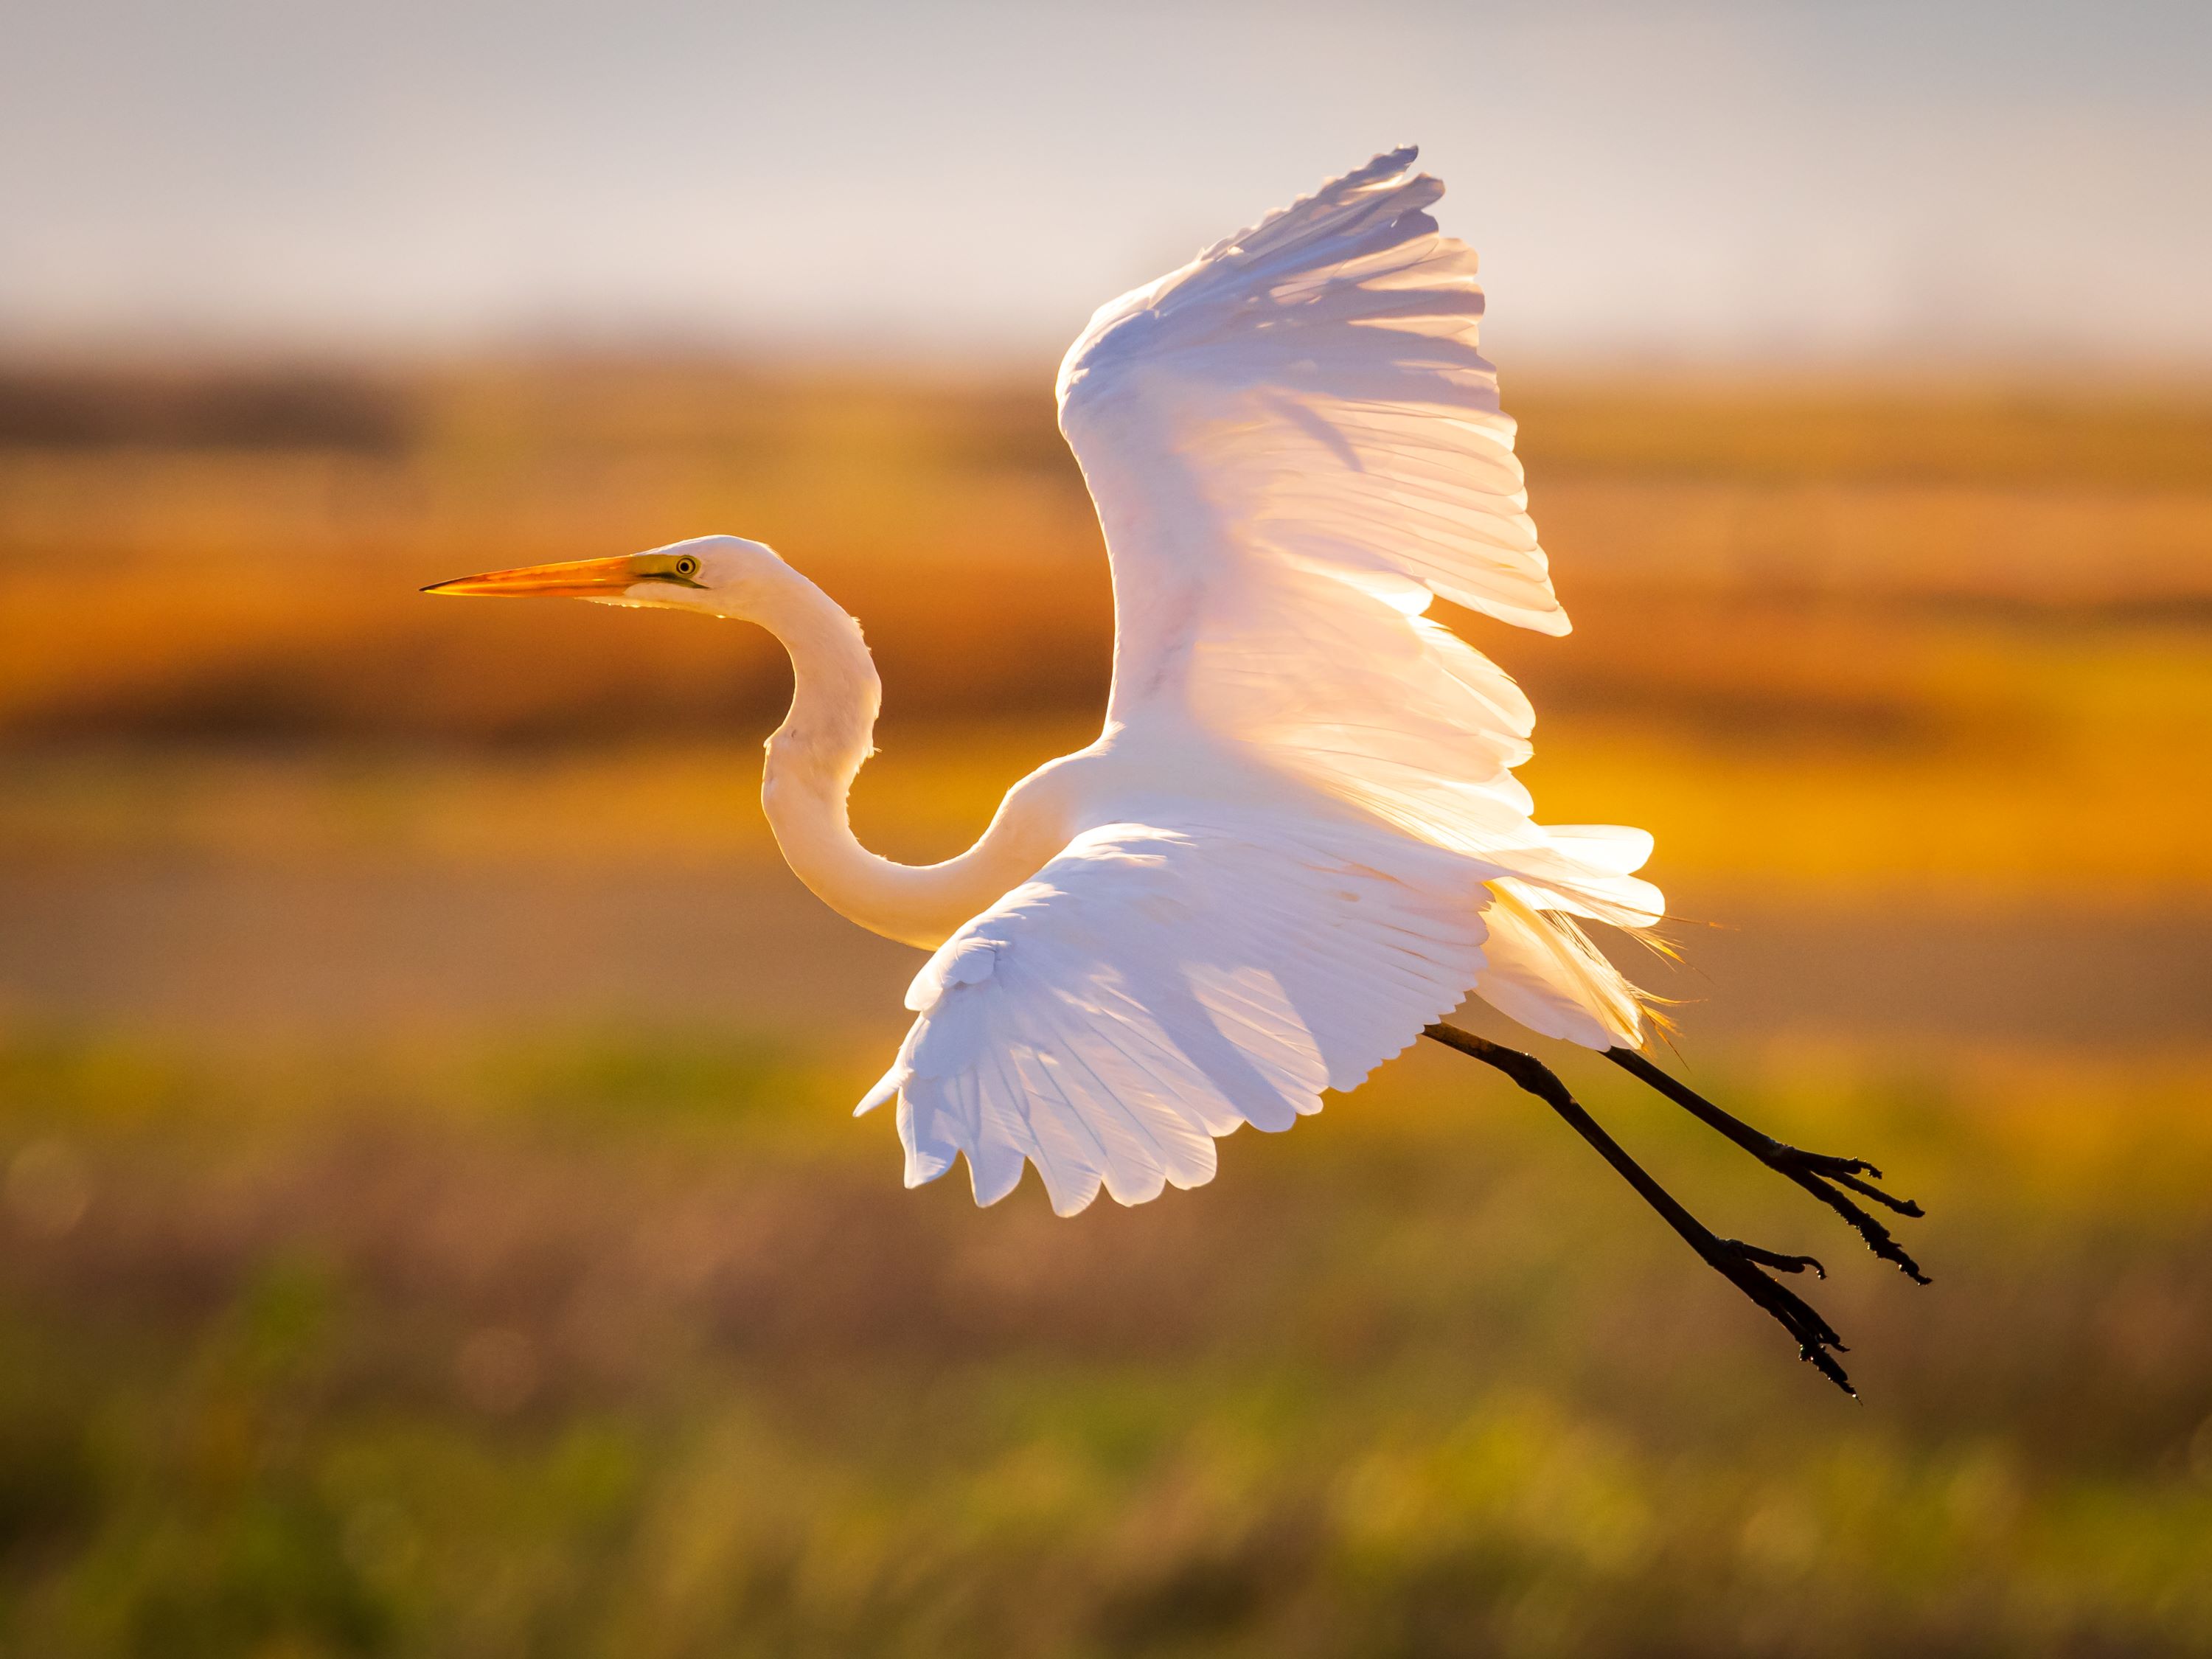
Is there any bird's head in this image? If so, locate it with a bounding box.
[422,535,785,614]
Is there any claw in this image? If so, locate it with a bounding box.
[1702,1237,1856,1397]
[1793,1151,1881,1181]
[1769,1147,1932,1284]
[1801,1346,1858,1399]
[1778,1147,1924,1217]
[1727,1239,1827,1279]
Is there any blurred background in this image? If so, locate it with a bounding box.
[4,3,2211,1655]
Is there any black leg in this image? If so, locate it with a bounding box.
[1604,1047,1930,1285]
[1424,1023,1857,1397]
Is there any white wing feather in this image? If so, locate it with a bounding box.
[863,149,1668,1211]
[1058,147,1662,1031]
[860,815,1494,1215]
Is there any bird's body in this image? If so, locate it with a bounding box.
[428,148,1927,1392]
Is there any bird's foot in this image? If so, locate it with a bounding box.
[1601,1049,1933,1290]
[1700,1235,1855,1397]
[1765,1145,1930,1284]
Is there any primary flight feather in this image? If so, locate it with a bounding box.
[425,147,1927,1394]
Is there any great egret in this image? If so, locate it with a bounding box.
[427,147,1924,1394]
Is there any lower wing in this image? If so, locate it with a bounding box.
[858,812,1495,1215]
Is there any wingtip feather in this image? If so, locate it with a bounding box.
[855,1065,904,1116]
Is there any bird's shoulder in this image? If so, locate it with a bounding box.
[1012,723,1326,834]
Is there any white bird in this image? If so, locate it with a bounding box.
[427,148,1924,1393]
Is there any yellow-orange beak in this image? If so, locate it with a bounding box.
[420,555,644,599]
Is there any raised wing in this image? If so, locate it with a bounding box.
[1057,147,1662,1043]
[858,814,1492,1215]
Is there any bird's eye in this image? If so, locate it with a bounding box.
[675,557,698,578]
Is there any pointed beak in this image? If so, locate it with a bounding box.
[421,556,641,599]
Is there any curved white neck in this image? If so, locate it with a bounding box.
[740,563,1057,950]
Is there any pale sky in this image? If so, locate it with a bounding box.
[4,0,2208,369]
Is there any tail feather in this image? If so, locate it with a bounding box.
[1475,881,1658,1049]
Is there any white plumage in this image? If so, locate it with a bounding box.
[863,813,1495,1214]
[425,146,1666,1216]
[860,147,1663,1212]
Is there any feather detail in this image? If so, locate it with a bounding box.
[863,815,1492,1215]
[1057,147,1662,1048]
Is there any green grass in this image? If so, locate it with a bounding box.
[1,1029,2208,1656]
